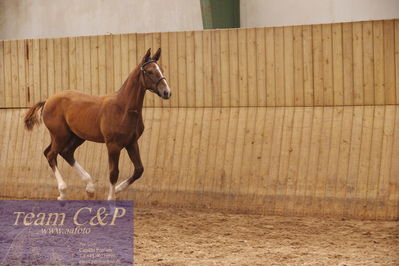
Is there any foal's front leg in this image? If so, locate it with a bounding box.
[116,141,144,194]
[106,143,122,200]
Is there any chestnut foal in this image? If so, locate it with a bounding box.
[24,48,171,200]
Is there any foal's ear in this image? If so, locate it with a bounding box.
[140,48,152,65]
[152,48,161,61]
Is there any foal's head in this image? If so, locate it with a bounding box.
[139,48,171,100]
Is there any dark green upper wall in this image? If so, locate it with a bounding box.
[200,0,240,29]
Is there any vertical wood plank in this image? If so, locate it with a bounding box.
[248,108,267,207]
[238,28,248,106]
[285,107,304,215]
[239,108,256,202]
[313,108,333,216]
[373,21,384,105]
[217,108,238,206]
[254,107,274,208]
[230,108,247,197]
[324,107,343,216]
[17,40,27,106]
[293,26,304,106]
[274,27,285,106]
[322,24,333,106]
[128,34,137,71]
[68,37,76,91]
[113,34,122,92]
[146,108,162,196]
[39,39,48,101]
[284,27,294,106]
[25,39,33,106]
[375,106,394,219]
[76,37,84,92]
[168,32,179,107]
[60,38,69,92]
[344,107,363,218]
[353,22,364,105]
[265,108,285,214]
[334,107,354,216]
[98,35,107,96]
[342,23,354,105]
[228,29,239,106]
[266,27,276,106]
[11,41,19,107]
[105,35,114,94]
[178,109,195,200]
[275,108,296,215]
[32,39,41,104]
[362,21,374,105]
[303,25,314,106]
[220,29,230,107]
[0,41,5,107]
[186,31,196,107]
[83,36,91,95]
[195,108,212,199]
[365,106,384,219]
[177,31,187,107]
[203,30,213,107]
[155,108,172,193]
[303,108,323,216]
[3,41,12,106]
[293,107,312,215]
[247,28,257,106]
[332,23,344,106]
[312,25,323,106]
[186,109,204,194]
[202,108,221,199]
[396,20,399,105]
[194,31,204,107]
[355,107,374,219]
[384,20,396,104]
[161,108,179,198]
[46,39,54,97]
[387,106,399,219]
[90,36,99,95]
[54,38,62,93]
[121,34,130,84]
[256,28,266,106]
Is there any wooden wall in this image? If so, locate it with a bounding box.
[0,19,398,220]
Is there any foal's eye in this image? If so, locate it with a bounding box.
[147,71,153,75]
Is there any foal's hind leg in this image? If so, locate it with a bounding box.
[60,136,95,197]
[106,142,122,200]
[45,136,69,200]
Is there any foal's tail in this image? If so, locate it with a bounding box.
[24,101,46,131]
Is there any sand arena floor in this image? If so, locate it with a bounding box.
[134,206,398,266]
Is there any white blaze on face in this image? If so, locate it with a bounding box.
[154,63,171,99]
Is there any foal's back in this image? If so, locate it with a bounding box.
[43,90,114,143]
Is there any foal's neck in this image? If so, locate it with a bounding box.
[117,67,146,112]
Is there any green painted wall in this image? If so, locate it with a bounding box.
[200,0,240,29]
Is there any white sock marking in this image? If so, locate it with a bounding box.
[73,162,95,193]
[115,179,129,193]
[108,184,116,201]
[54,166,67,200]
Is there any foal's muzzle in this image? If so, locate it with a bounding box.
[162,90,171,99]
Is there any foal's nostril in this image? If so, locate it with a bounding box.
[163,90,169,98]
